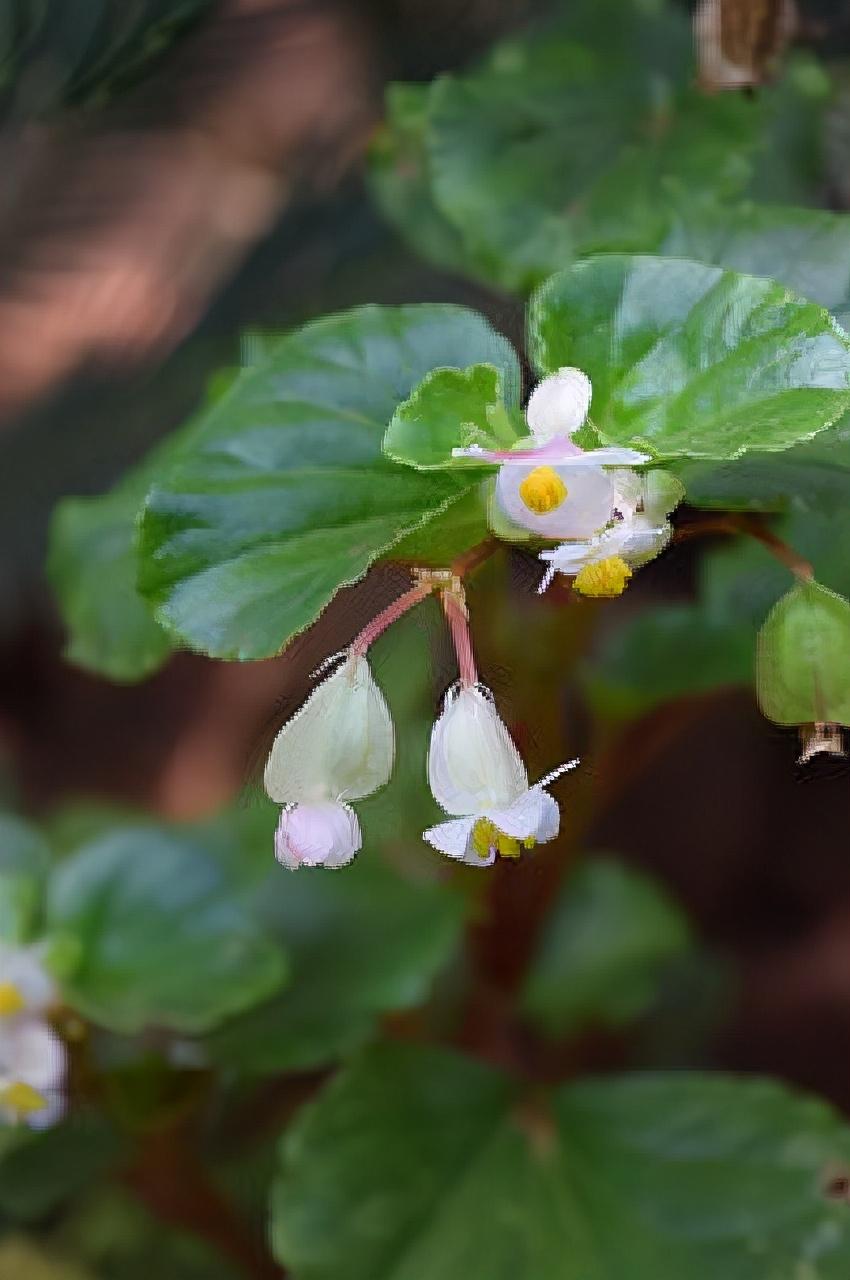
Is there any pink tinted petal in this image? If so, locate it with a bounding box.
[275,803,361,870]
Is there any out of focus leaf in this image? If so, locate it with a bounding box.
[530,256,850,460]
[138,305,512,660]
[368,83,470,277]
[0,1238,95,1280]
[0,1112,122,1222]
[205,858,464,1074]
[272,1043,850,1278]
[584,604,754,719]
[46,826,287,1033]
[48,487,174,683]
[522,857,692,1038]
[0,813,52,943]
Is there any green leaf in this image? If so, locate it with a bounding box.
[0,1112,122,1222]
[522,857,692,1038]
[662,204,850,330]
[368,83,470,276]
[0,814,52,944]
[46,826,287,1034]
[384,362,521,470]
[138,305,514,660]
[47,488,174,683]
[273,1044,850,1279]
[204,857,463,1074]
[530,255,850,460]
[584,604,754,719]
[757,579,850,727]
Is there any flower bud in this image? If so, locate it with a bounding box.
[274,803,361,870]
[757,580,850,727]
[526,368,592,441]
[264,655,394,805]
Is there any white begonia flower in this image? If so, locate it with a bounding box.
[264,654,394,870]
[539,469,685,596]
[452,368,650,540]
[0,942,56,1018]
[0,1016,66,1128]
[423,684,577,866]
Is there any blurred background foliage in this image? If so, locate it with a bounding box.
[1,0,850,1277]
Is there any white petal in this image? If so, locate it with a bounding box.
[495,463,615,540]
[540,523,628,574]
[534,789,561,843]
[526,368,591,441]
[0,1020,66,1093]
[0,944,55,1014]
[422,817,476,859]
[264,655,394,804]
[274,803,361,869]
[488,786,561,845]
[428,686,527,815]
[617,517,672,566]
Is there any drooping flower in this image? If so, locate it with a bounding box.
[539,469,685,595]
[423,684,577,866]
[0,1016,66,1128]
[452,367,649,541]
[264,654,394,869]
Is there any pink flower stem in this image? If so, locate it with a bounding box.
[350,582,433,658]
[441,589,479,688]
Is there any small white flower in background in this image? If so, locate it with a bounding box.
[0,942,65,1129]
[453,367,649,541]
[0,1017,66,1128]
[264,654,394,869]
[423,684,577,866]
[539,469,686,597]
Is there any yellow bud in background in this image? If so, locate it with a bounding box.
[0,1081,47,1116]
[0,983,25,1017]
[519,466,568,515]
[573,556,632,598]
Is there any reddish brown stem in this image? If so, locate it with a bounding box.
[441,589,479,687]
[451,536,500,579]
[349,581,433,657]
[124,1127,284,1280]
[675,511,813,579]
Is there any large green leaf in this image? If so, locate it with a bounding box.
[0,1112,122,1222]
[204,857,463,1074]
[522,857,692,1038]
[272,1043,850,1279]
[46,826,287,1033]
[138,305,512,660]
[530,255,850,460]
[662,204,850,332]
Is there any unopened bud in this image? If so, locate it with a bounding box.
[757,580,850,729]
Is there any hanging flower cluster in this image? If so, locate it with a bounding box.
[0,942,66,1128]
[455,367,683,596]
[264,577,576,871]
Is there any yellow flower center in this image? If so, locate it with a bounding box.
[573,556,632,598]
[0,1081,47,1117]
[471,818,535,861]
[518,466,568,515]
[0,982,25,1017]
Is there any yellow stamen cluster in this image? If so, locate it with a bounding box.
[0,1081,47,1117]
[573,556,632,598]
[0,982,25,1017]
[519,466,568,515]
[471,818,535,861]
